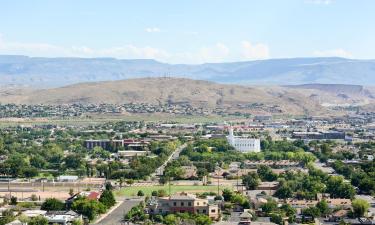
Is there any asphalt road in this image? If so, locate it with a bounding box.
[94,198,142,225]
[153,143,188,177]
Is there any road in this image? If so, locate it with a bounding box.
[94,198,142,225]
[152,143,188,177]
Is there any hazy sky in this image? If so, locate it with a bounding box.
[0,0,374,63]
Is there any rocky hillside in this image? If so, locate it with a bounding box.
[0,78,373,116]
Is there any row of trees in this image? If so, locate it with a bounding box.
[242,165,356,200]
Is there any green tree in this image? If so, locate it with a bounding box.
[22,167,39,178]
[10,196,17,205]
[222,189,233,202]
[137,190,145,197]
[99,190,116,208]
[261,199,278,214]
[270,213,283,225]
[64,154,83,169]
[257,165,278,181]
[231,194,250,208]
[275,185,293,199]
[72,198,107,221]
[242,172,260,190]
[124,204,146,222]
[164,214,177,225]
[302,206,321,219]
[280,204,296,222]
[352,199,370,218]
[195,214,212,225]
[326,176,355,199]
[358,178,375,195]
[105,182,114,191]
[41,198,65,211]
[316,200,330,216]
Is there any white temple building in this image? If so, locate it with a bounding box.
[227,127,261,153]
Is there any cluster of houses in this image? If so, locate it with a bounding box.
[0,190,102,225]
[145,189,373,225]
[0,103,217,118]
[5,210,83,225]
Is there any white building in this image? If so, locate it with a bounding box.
[227,127,261,153]
[57,175,79,182]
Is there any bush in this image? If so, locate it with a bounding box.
[10,196,17,205]
[352,199,370,218]
[124,204,146,222]
[17,202,36,209]
[137,190,145,196]
[29,215,48,225]
[31,194,38,201]
[157,189,167,197]
[214,195,223,201]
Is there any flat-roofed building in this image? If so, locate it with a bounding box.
[147,192,220,220]
[84,139,128,150]
[84,139,111,150]
[227,127,260,153]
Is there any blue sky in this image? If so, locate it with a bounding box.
[0,0,374,63]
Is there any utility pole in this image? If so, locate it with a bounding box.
[217,176,220,196]
[168,177,171,199]
[237,170,239,192]
[8,179,11,197]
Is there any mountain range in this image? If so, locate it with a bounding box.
[1,55,375,88]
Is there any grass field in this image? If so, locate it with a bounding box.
[115,184,234,197]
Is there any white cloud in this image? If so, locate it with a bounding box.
[0,35,69,56]
[0,35,271,63]
[313,49,353,58]
[99,45,170,59]
[0,35,170,60]
[145,27,161,33]
[305,0,333,5]
[241,41,270,60]
[198,42,230,62]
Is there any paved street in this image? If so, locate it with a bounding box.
[152,143,188,177]
[94,198,142,225]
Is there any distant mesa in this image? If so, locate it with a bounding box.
[0,55,375,88]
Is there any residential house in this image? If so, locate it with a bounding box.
[147,192,220,220]
[45,210,83,225]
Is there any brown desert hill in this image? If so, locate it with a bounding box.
[0,77,374,115]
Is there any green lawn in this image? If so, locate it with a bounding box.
[115,184,234,197]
